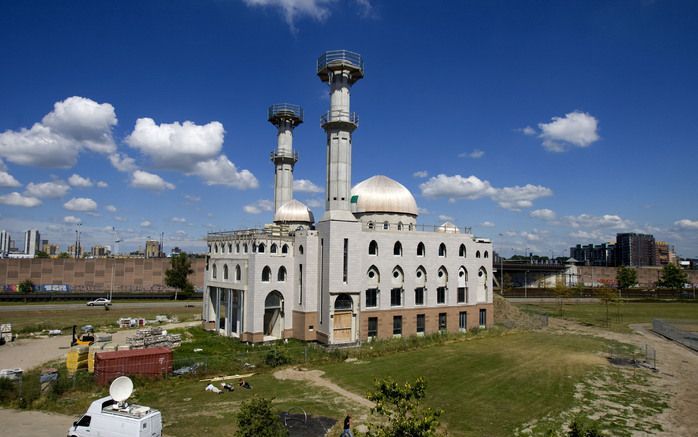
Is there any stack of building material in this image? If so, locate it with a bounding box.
[127,327,181,350]
[118,317,146,328]
[93,347,173,385]
[66,346,89,373]
[0,368,22,380]
[1,324,13,343]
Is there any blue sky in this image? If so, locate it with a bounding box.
[1,0,697,257]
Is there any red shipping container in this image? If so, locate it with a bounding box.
[94,347,172,385]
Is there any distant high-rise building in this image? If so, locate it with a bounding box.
[68,244,82,258]
[615,233,656,266]
[41,240,59,256]
[570,243,616,266]
[655,241,676,266]
[0,230,10,255]
[90,245,111,258]
[24,229,40,256]
[145,240,162,258]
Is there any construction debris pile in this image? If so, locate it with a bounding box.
[127,327,182,350]
[1,323,13,344]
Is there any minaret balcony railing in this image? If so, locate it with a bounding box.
[317,50,364,83]
[270,150,299,164]
[268,103,304,125]
[320,110,359,128]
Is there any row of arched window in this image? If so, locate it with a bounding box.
[367,221,414,231]
[208,241,290,255]
[368,240,489,259]
[211,263,242,281]
[367,264,480,284]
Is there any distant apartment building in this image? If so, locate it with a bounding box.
[68,244,82,258]
[570,243,616,266]
[655,241,676,266]
[41,240,60,256]
[615,233,656,266]
[24,229,40,256]
[145,240,162,258]
[0,230,10,256]
[90,245,111,258]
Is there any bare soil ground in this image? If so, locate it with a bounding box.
[274,367,375,409]
[0,408,73,436]
[549,319,698,436]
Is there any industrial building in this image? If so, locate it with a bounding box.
[203,51,494,345]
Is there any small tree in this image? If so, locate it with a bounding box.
[616,266,637,296]
[35,251,50,258]
[236,397,288,437]
[551,279,572,316]
[656,264,688,290]
[57,252,70,259]
[164,252,194,300]
[595,287,618,328]
[18,279,34,293]
[365,377,444,437]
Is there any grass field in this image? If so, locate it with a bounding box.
[0,306,200,333]
[516,301,698,332]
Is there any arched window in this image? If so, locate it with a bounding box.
[459,244,466,257]
[236,243,240,253]
[277,266,287,282]
[228,243,232,253]
[393,241,402,256]
[397,222,403,231]
[223,264,229,280]
[282,244,289,254]
[415,266,427,286]
[383,221,389,230]
[243,243,248,253]
[252,244,257,253]
[298,245,304,255]
[335,294,353,311]
[438,243,447,257]
[476,250,481,258]
[212,263,217,279]
[270,243,277,254]
[261,266,271,282]
[208,244,212,253]
[484,251,489,258]
[408,224,414,231]
[258,243,266,253]
[214,243,219,253]
[235,264,241,281]
[417,242,425,257]
[367,265,380,285]
[368,240,378,256]
[368,221,374,230]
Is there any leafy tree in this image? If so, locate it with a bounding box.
[567,418,602,437]
[35,251,50,258]
[365,377,444,437]
[615,266,637,294]
[656,264,688,290]
[18,279,34,293]
[551,279,572,316]
[236,397,288,437]
[57,252,70,259]
[595,287,619,328]
[164,252,194,300]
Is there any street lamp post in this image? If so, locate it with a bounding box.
[524,270,529,299]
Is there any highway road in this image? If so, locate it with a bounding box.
[0,301,201,312]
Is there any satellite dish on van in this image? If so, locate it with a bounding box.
[109,376,134,403]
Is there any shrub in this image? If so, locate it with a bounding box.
[264,348,291,367]
[236,397,288,437]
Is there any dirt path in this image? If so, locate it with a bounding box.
[0,321,200,371]
[0,408,74,436]
[549,319,698,436]
[274,368,375,409]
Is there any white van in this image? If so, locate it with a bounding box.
[67,396,162,437]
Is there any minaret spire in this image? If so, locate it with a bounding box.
[317,50,364,221]
[268,104,303,215]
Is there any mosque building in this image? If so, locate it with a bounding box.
[203,50,494,344]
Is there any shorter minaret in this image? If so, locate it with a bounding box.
[268,104,303,215]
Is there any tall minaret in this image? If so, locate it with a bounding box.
[317,50,364,221]
[269,103,303,214]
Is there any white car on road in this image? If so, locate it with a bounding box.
[86,298,112,307]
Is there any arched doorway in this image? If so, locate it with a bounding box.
[477,267,488,302]
[264,291,284,339]
[333,294,354,343]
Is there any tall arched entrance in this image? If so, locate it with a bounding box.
[264,291,284,339]
[332,293,354,343]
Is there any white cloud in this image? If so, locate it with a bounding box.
[459,149,485,159]
[564,213,631,230]
[190,156,258,189]
[243,199,274,214]
[105,205,117,212]
[521,231,541,241]
[114,216,127,222]
[0,171,21,187]
[243,0,334,31]
[530,208,557,221]
[438,214,454,222]
[172,217,187,223]
[417,207,430,215]
[521,126,536,136]
[538,111,599,152]
[674,219,698,230]
[25,181,70,198]
[0,192,41,207]
[140,220,151,227]
[305,198,323,208]
[63,215,82,224]
[109,152,138,172]
[64,197,97,211]
[481,221,495,227]
[68,173,93,187]
[184,194,201,203]
[293,179,323,193]
[420,174,552,210]
[126,118,224,169]
[413,170,429,178]
[0,96,116,167]
[97,181,108,188]
[130,170,175,190]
